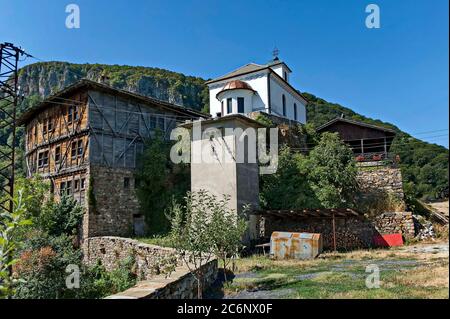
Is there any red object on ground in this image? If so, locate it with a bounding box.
[373,233,404,247]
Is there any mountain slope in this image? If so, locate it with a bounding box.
[8,62,450,200]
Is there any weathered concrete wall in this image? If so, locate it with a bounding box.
[84,166,140,238]
[373,212,415,239]
[357,166,404,199]
[83,237,177,280]
[106,259,218,299]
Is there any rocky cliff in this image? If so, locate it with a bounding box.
[18,62,209,110]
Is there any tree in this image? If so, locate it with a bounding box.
[0,190,32,298]
[260,146,319,209]
[168,190,247,298]
[308,132,358,208]
[135,133,189,235]
[209,196,247,282]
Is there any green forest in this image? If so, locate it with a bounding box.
[1,62,448,202]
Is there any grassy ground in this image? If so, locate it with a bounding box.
[135,235,174,247]
[210,242,449,299]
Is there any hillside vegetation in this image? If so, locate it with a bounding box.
[1,62,448,201]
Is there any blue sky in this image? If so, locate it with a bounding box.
[1,0,448,147]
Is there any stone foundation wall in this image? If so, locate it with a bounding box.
[83,237,177,280]
[357,166,404,199]
[258,216,377,251]
[373,212,415,239]
[258,212,416,250]
[85,165,140,238]
[106,259,218,299]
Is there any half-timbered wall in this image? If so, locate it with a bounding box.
[87,90,178,169]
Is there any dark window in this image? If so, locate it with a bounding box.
[221,101,224,116]
[71,141,77,158]
[77,140,83,156]
[47,118,54,132]
[150,116,156,129]
[134,178,140,189]
[42,120,47,134]
[80,178,86,190]
[237,97,245,113]
[284,71,287,81]
[294,103,297,121]
[158,117,165,130]
[282,95,286,116]
[68,106,73,123]
[38,151,49,168]
[227,98,232,114]
[66,181,72,195]
[74,179,80,191]
[74,107,79,121]
[60,182,66,196]
[55,146,61,163]
[124,177,130,189]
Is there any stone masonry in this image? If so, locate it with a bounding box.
[373,212,415,239]
[357,166,404,199]
[84,166,140,238]
[83,236,177,280]
[83,236,218,299]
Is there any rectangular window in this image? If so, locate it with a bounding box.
[227,98,232,114]
[294,103,297,121]
[47,118,54,132]
[134,178,140,189]
[221,101,224,116]
[60,182,66,196]
[124,177,130,189]
[282,95,286,116]
[80,178,86,190]
[42,121,47,134]
[237,97,245,113]
[38,151,49,168]
[68,106,73,123]
[55,146,61,163]
[77,140,83,156]
[74,179,80,192]
[150,116,156,129]
[73,107,79,121]
[71,141,77,158]
[66,181,72,195]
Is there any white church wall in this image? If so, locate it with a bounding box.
[269,75,306,123]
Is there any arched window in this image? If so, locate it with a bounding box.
[282,95,286,116]
[294,103,297,121]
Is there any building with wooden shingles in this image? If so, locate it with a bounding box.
[18,79,205,238]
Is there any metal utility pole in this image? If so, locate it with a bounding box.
[0,42,28,213]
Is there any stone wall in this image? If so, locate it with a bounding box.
[85,165,140,238]
[373,212,415,239]
[258,216,377,251]
[106,259,218,299]
[357,166,404,199]
[258,212,416,250]
[83,237,177,280]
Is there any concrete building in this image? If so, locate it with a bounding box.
[206,57,308,124]
[182,114,264,242]
[18,79,204,238]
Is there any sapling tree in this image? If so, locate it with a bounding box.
[209,197,247,282]
[168,190,248,298]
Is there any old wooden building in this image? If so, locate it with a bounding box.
[18,79,205,238]
[316,117,397,163]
